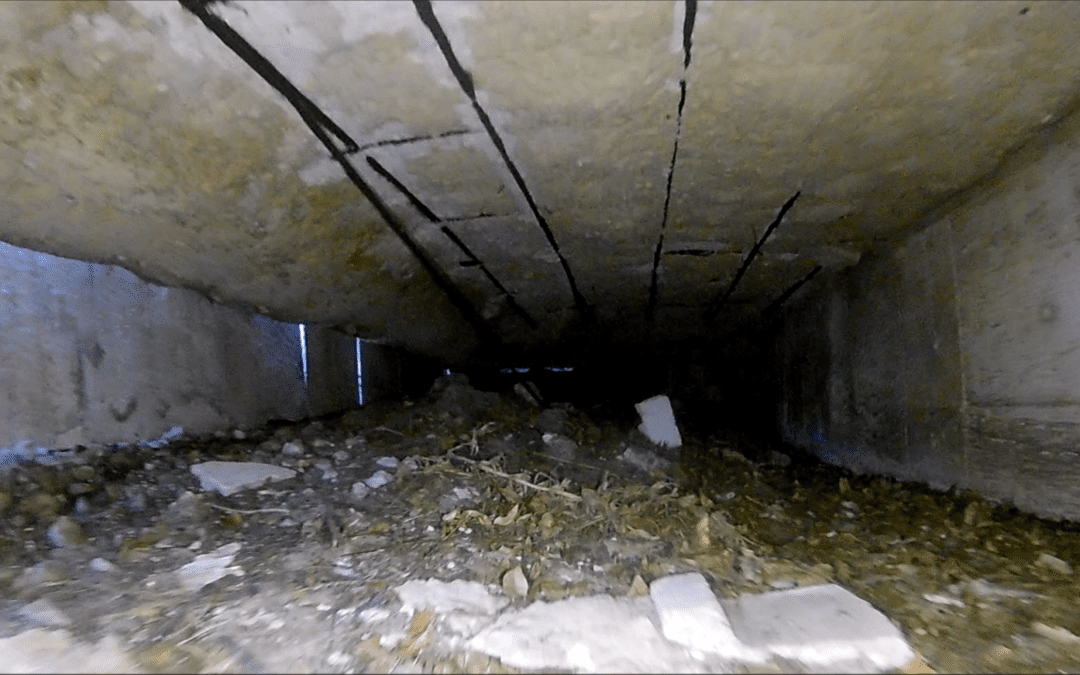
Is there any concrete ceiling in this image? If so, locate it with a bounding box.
[2,1,1079,365]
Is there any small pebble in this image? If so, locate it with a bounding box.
[376,456,399,469]
[351,482,371,499]
[923,593,964,607]
[502,566,529,599]
[1036,553,1073,575]
[47,516,88,548]
[282,441,305,456]
[90,558,118,573]
[364,470,393,489]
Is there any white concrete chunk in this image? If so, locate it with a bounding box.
[394,578,509,617]
[1036,552,1073,575]
[720,583,915,673]
[190,461,296,496]
[175,542,244,592]
[649,572,764,661]
[635,395,682,448]
[469,595,706,673]
[364,469,393,488]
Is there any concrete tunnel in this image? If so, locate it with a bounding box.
[4,0,1080,523]
[9,3,1080,671]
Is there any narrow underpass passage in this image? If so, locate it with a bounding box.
[0,373,1078,673]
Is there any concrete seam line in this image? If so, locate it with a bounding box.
[365,156,538,330]
[176,0,501,349]
[762,265,823,318]
[646,0,697,325]
[412,0,592,321]
[356,128,475,153]
[365,156,443,224]
[439,225,540,330]
[706,190,802,321]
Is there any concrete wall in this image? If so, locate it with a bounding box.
[776,108,1080,520]
[0,241,310,454]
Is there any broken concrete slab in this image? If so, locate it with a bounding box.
[649,572,765,662]
[720,583,916,673]
[189,461,296,496]
[393,579,509,617]
[635,395,682,448]
[468,595,707,673]
[175,542,245,592]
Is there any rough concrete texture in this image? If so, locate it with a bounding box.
[1,1,1078,364]
[721,584,915,672]
[0,241,308,452]
[777,100,1080,520]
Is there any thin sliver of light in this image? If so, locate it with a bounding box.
[356,338,364,405]
[299,323,308,385]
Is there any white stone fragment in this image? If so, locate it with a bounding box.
[923,593,964,607]
[46,516,87,548]
[469,595,705,673]
[375,456,399,468]
[634,395,682,448]
[190,461,296,496]
[502,566,529,599]
[720,583,915,673]
[393,578,509,617]
[1032,621,1080,645]
[89,557,118,573]
[650,572,763,661]
[282,441,305,456]
[351,482,370,499]
[513,382,541,406]
[965,578,1038,599]
[175,542,244,592]
[1036,552,1073,575]
[364,470,393,488]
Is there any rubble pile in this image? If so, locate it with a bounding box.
[0,374,1077,672]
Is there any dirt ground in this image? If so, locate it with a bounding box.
[2,374,1080,673]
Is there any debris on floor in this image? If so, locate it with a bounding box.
[0,373,1078,672]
